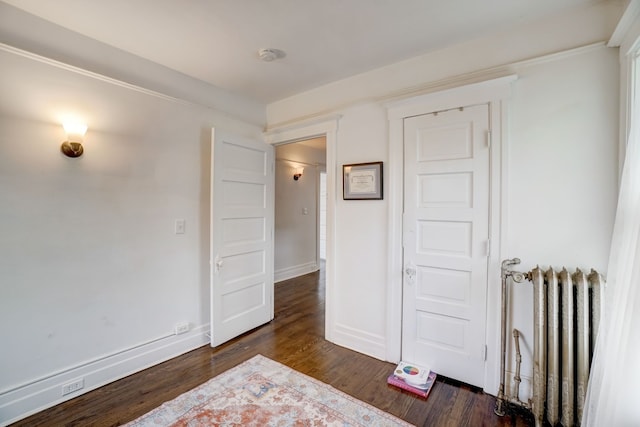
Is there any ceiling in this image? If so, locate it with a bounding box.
[3,0,607,104]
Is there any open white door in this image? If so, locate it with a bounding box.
[210,128,274,347]
[402,104,490,387]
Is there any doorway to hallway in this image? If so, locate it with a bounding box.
[274,137,326,282]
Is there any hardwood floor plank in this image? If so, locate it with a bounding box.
[11,268,533,426]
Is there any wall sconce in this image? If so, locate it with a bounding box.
[61,122,87,158]
[293,167,304,181]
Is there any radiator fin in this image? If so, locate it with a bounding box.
[530,266,604,427]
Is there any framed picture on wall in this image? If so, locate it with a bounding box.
[343,161,383,200]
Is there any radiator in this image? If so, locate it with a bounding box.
[495,258,605,427]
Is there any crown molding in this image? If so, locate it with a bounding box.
[609,0,640,51]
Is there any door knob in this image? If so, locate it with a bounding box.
[214,255,224,273]
[405,266,416,285]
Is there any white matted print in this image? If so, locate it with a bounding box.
[343,162,383,200]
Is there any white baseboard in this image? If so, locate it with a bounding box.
[330,323,387,361]
[0,325,210,426]
[274,261,318,283]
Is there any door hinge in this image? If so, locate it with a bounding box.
[485,239,491,257]
[483,345,488,361]
[486,130,492,148]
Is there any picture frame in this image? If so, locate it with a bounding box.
[343,161,383,200]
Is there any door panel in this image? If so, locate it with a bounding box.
[420,172,472,208]
[402,104,489,387]
[210,128,274,347]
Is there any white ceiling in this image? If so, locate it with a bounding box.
[3,0,607,104]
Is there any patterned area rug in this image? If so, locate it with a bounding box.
[125,354,412,426]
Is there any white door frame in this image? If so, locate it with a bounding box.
[318,170,327,261]
[386,76,516,394]
[264,116,340,341]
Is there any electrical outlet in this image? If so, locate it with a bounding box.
[62,378,84,396]
[174,322,189,335]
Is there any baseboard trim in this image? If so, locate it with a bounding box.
[330,323,386,361]
[0,325,210,426]
[275,262,318,283]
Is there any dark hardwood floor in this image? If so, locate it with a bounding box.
[13,267,533,426]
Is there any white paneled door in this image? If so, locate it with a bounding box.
[210,128,274,347]
[402,104,490,387]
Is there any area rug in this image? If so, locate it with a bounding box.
[125,354,412,426]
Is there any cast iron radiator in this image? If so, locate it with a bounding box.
[495,258,605,427]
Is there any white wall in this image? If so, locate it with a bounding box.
[504,45,619,400]
[0,47,262,424]
[265,3,620,394]
[332,104,390,356]
[508,48,619,266]
[274,141,325,281]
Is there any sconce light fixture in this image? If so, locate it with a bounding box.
[61,122,87,158]
[293,167,304,181]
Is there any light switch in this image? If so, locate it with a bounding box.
[175,219,186,234]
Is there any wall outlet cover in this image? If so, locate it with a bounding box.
[174,322,189,335]
[62,378,84,396]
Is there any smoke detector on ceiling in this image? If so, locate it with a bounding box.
[258,48,286,62]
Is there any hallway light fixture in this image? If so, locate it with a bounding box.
[293,167,304,181]
[61,122,87,158]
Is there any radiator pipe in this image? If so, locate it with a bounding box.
[512,328,528,406]
[495,258,524,416]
